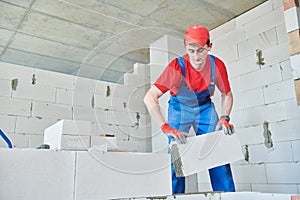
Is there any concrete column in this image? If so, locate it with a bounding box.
[149,35,184,153]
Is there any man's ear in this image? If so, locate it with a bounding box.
[208,43,212,50]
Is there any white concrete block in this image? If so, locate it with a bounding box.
[0,78,11,97]
[197,170,210,183]
[235,125,264,145]
[221,192,293,200]
[292,140,300,162]
[167,35,185,60]
[266,162,300,183]
[0,61,34,83]
[263,42,290,67]
[44,119,92,136]
[28,134,44,148]
[243,102,287,126]
[263,79,296,104]
[73,91,93,107]
[290,54,300,79]
[150,63,168,83]
[0,149,75,200]
[56,88,73,105]
[229,110,244,128]
[32,101,72,119]
[90,136,117,149]
[106,110,137,126]
[73,76,99,94]
[236,1,273,27]
[245,7,285,38]
[230,75,243,93]
[12,82,56,102]
[0,115,16,133]
[252,183,298,194]
[133,63,150,77]
[128,94,149,114]
[211,20,236,41]
[75,151,171,199]
[129,125,151,140]
[280,60,293,80]
[60,135,90,150]
[240,65,282,92]
[276,23,288,44]
[232,164,267,183]
[44,120,91,150]
[124,73,148,86]
[227,54,258,79]
[94,123,129,140]
[90,80,107,96]
[0,133,28,148]
[285,99,300,119]
[0,96,31,116]
[111,96,130,112]
[239,88,265,109]
[150,35,168,66]
[94,94,123,110]
[35,68,74,89]
[109,84,136,99]
[237,28,278,59]
[185,174,198,193]
[213,45,238,64]
[197,183,212,192]
[248,142,293,163]
[213,28,245,53]
[284,6,300,33]
[15,116,57,135]
[118,137,151,152]
[117,138,139,151]
[234,183,252,191]
[269,118,300,141]
[72,106,107,123]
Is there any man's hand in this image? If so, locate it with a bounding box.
[161,123,188,144]
[216,116,234,135]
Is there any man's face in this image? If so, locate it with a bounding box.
[185,43,211,70]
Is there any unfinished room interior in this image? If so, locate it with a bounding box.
[0,0,300,199]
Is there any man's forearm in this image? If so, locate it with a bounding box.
[144,86,166,126]
[221,91,233,116]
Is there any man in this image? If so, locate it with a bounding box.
[144,25,235,194]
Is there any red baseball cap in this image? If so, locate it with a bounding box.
[185,25,210,47]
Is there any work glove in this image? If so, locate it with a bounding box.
[161,123,188,144]
[216,115,234,135]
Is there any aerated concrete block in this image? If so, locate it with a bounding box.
[44,119,92,150]
[74,151,171,199]
[0,149,75,200]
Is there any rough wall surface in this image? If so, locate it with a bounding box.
[0,61,151,152]
[197,0,300,193]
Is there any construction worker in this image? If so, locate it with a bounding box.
[144,25,235,194]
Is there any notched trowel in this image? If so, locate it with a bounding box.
[169,130,244,177]
[169,139,185,177]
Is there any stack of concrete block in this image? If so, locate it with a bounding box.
[44,119,117,151]
[0,149,171,200]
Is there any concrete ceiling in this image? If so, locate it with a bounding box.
[0,0,267,83]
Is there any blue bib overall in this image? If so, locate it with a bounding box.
[168,55,235,194]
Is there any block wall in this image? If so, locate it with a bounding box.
[0,61,151,152]
[197,0,300,193]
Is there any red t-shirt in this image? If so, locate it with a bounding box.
[154,54,231,96]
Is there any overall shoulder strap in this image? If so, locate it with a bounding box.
[209,55,216,95]
[177,57,186,77]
